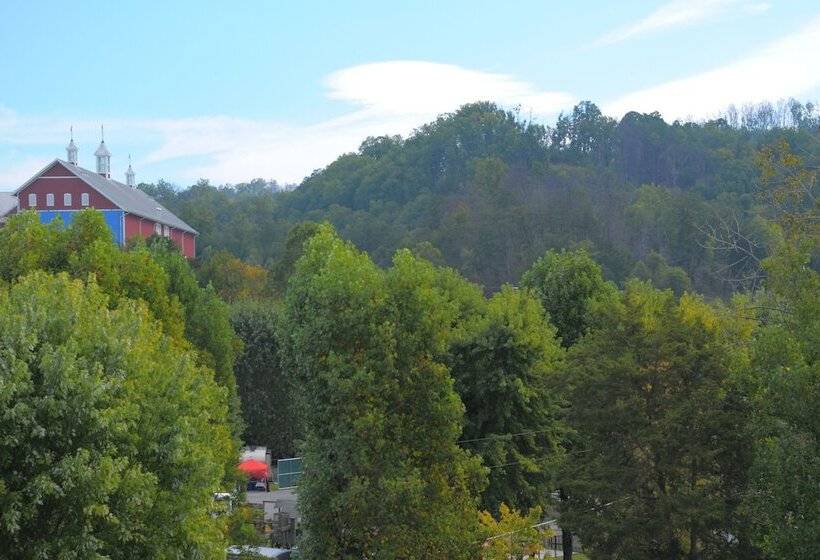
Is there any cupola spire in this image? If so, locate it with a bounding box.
[125,154,136,187]
[66,126,78,165]
[94,124,111,178]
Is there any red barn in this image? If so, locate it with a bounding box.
[11,130,197,258]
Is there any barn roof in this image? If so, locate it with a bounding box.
[16,159,197,234]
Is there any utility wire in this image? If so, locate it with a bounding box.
[480,497,632,544]
[457,429,555,445]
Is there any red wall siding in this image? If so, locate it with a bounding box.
[19,163,117,211]
[42,162,74,177]
[17,162,196,259]
[175,230,196,259]
[124,213,196,259]
[177,230,196,259]
[124,213,148,240]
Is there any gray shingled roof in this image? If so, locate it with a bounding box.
[58,159,197,234]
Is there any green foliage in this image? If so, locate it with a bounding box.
[478,503,547,560]
[231,301,298,459]
[283,226,486,559]
[227,504,268,548]
[198,250,270,302]
[138,100,820,298]
[521,247,617,346]
[743,140,819,559]
[0,272,236,558]
[0,212,65,279]
[631,251,693,296]
[747,331,819,559]
[550,100,617,166]
[558,281,758,559]
[64,207,113,253]
[268,221,322,295]
[0,210,242,441]
[626,184,712,287]
[450,285,565,513]
[146,237,240,399]
[4,103,817,558]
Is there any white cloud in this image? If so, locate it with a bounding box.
[1,62,573,186]
[594,0,769,46]
[325,61,573,117]
[604,14,820,120]
[0,155,52,190]
[182,61,573,184]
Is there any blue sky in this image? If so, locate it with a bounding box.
[1,0,819,188]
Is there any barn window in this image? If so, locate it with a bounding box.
[163,224,170,237]
[28,193,36,207]
[46,193,54,207]
[154,222,161,235]
[81,193,90,206]
[64,193,72,206]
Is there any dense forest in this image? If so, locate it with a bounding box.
[142,99,820,297]
[1,100,817,559]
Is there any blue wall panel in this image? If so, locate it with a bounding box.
[38,210,124,245]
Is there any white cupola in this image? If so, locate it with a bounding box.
[66,126,78,165]
[95,124,111,178]
[125,155,135,187]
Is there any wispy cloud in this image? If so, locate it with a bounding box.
[594,0,770,46]
[325,61,573,118]
[604,14,820,120]
[1,62,573,187]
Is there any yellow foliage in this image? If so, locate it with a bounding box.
[479,503,548,560]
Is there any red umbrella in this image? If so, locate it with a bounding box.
[238,459,269,480]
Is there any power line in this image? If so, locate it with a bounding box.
[486,461,536,470]
[458,429,555,445]
[479,497,632,544]
[483,518,557,542]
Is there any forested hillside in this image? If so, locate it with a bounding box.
[2,99,817,558]
[141,99,820,296]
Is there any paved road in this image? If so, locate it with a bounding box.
[245,487,299,518]
[245,487,296,504]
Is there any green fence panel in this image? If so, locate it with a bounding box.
[277,457,302,488]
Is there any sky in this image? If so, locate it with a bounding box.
[1,0,819,189]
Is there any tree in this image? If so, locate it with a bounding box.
[744,140,819,558]
[479,503,546,560]
[550,101,616,166]
[748,316,819,559]
[558,281,757,559]
[1,212,242,442]
[450,285,565,513]
[0,272,236,558]
[521,248,617,347]
[268,221,322,294]
[231,302,298,459]
[147,237,241,423]
[198,250,270,302]
[632,251,693,296]
[0,211,66,280]
[126,100,819,299]
[282,226,485,559]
